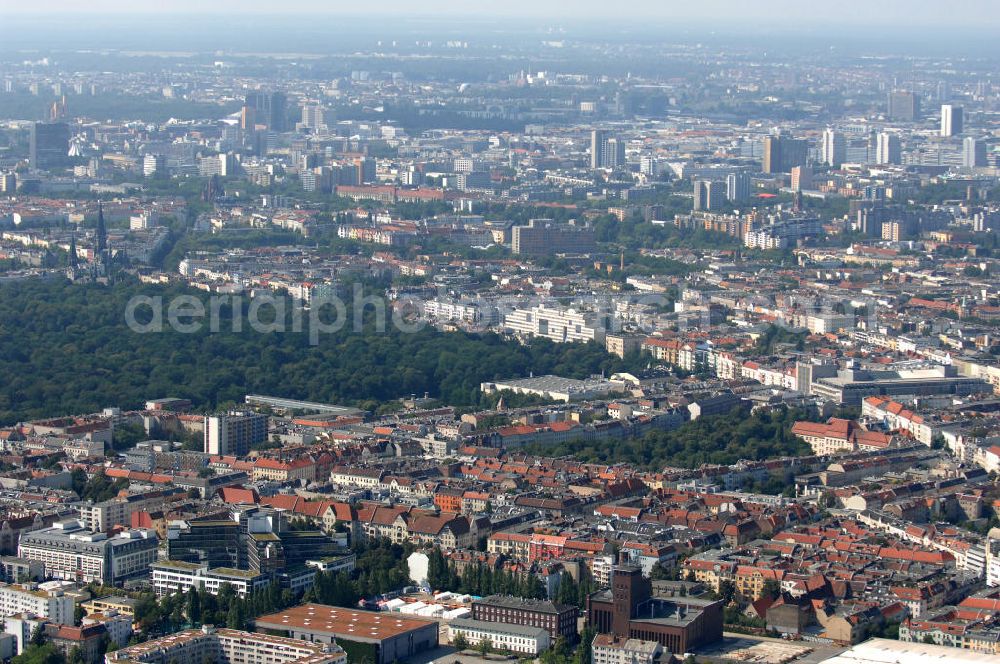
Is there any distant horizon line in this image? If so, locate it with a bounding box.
[0,12,998,30]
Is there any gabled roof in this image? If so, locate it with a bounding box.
[217,485,260,504]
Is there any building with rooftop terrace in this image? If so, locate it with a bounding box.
[81,595,138,619]
[150,561,271,598]
[106,625,346,664]
[253,603,438,664]
[17,520,157,585]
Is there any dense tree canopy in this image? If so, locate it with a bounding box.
[12,643,64,664]
[0,280,640,423]
[525,407,812,469]
[425,546,548,599]
[594,212,740,253]
[71,469,129,502]
[754,324,808,354]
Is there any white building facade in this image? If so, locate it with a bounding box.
[449,618,550,655]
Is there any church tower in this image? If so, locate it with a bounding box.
[68,233,78,269]
[96,201,107,261]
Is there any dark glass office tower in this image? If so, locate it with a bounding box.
[29,122,70,169]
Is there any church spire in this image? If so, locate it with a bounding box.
[68,232,78,269]
[96,201,107,258]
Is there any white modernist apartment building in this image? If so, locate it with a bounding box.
[423,298,499,325]
[504,304,607,344]
[0,583,74,625]
[150,561,271,599]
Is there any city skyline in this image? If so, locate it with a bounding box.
[2,1,1000,29]
[1,4,1000,664]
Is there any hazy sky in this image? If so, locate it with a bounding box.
[2,0,999,28]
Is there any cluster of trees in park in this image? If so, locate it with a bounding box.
[423,547,598,610]
[622,251,695,277]
[425,547,548,599]
[70,469,129,503]
[161,229,304,271]
[592,210,740,252]
[460,199,738,258]
[110,423,150,451]
[0,258,26,273]
[310,538,414,603]
[540,629,597,664]
[754,324,808,353]
[154,577,299,635]
[722,604,768,633]
[552,570,597,609]
[0,279,642,425]
[525,407,812,469]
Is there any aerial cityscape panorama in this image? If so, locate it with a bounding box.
[1,3,1000,664]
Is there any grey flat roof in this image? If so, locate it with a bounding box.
[474,595,575,614]
[450,618,549,639]
[488,375,615,394]
[245,395,365,416]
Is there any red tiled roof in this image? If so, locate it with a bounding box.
[218,486,260,504]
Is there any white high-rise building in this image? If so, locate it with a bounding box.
[198,153,236,177]
[300,104,325,132]
[143,154,166,177]
[726,171,751,203]
[941,104,963,137]
[204,411,268,456]
[876,133,902,165]
[962,136,987,168]
[590,129,606,169]
[590,130,625,169]
[639,154,658,176]
[604,137,626,169]
[821,129,846,167]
